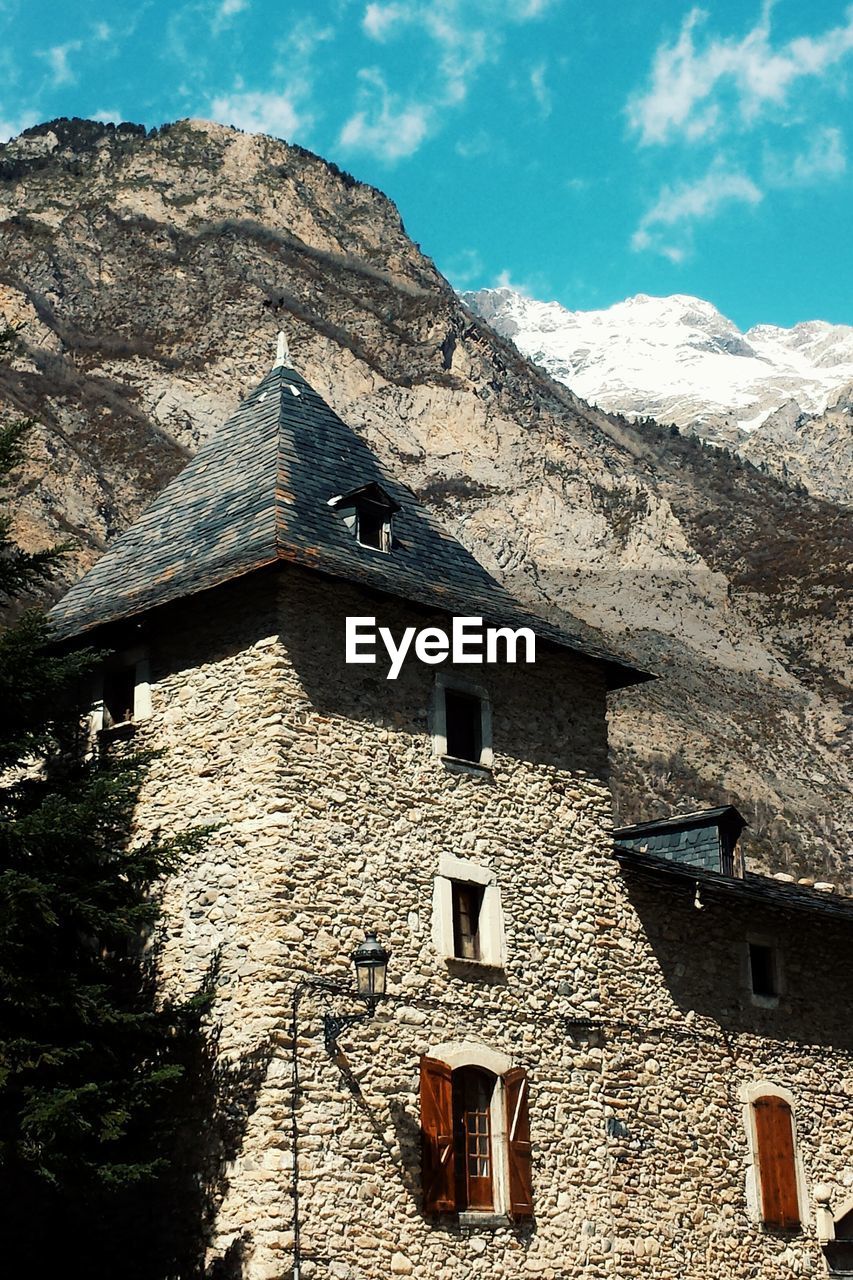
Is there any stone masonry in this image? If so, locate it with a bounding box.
[117,563,853,1280]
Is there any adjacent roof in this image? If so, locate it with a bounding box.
[613,806,746,876]
[612,806,746,840]
[48,355,648,688]
[614,846,853,922]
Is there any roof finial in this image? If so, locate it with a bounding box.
[273,330,291,369]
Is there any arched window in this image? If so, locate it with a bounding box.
[749,1090,802,1230]
[420,1048,533,1220]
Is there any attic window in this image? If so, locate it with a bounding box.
[356,504,389,550]
[103,667,137,729]
[93,650,152,739]
[330,482,400,554]
[432,675,493,771]
[749,943,777,998]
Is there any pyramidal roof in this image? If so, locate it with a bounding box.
[49,349,646,688]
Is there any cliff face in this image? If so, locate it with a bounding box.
[1,118,849,884]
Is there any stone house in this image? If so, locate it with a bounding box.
[49,345,853,1280]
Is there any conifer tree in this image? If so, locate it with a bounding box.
[0,403,211,1275]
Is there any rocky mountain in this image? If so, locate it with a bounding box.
[464,287,853,505]
[0,118,850,887]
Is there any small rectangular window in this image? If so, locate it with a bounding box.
[749,943,776,998]
[357,507,389,550]
[103,667,136,728]
[444,690,483,763]
[451,882,484,960]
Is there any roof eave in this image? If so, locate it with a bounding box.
[613,804,746,839]
[614,846,853,921]
[48,552,652,687]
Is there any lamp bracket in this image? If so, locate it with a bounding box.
[323,1000,377,1055]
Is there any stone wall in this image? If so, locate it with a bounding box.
[123,563,853,1279]
[594,866,853,1278]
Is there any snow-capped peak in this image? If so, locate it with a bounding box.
[462,287,853,433]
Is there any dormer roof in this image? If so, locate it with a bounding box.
[48,355,649,689]
[329,481,401,513]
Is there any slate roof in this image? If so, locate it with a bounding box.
[48,357,648,689]
[612,806,746,840]
[613,846,853,922]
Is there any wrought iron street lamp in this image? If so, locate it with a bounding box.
[351,930,389,1002]
[323,930,390,1052]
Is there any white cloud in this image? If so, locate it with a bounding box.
[789,126,846,183]
[493,268,535,295]
[0,111,39,144]
[202,16,328,145]
[761,124,848,188]
[632,167,763,260]
[427,11,489,105]
[444,246,484,287]
[511,0,559,16]
[455,129,491,159]
[339,70,430,162]
[271,16,336,70]
[213,0,249,35]
[40,40,83,87]
[209,89,304,139]
[355,0,554,154]
[363,2,411,41]
[629,4,853,146]
[530,62,551,117]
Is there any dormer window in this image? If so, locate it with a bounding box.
[329,482,400,554]
[356,505,388,550]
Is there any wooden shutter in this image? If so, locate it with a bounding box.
[504,1067,534,1220]
[420,1056,455,1213]
[753,1096,800,1229]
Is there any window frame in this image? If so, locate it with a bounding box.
[744,932,783,1008]
[354,502,391,552]
[451,880,485,961]
[820,1193,853,1268]
[91,649,151,737]
[420,1043,533,1223]
[453,1065,497,1211]
[431,673,493,771]
[432,854,506,971]
[328,483,399,555]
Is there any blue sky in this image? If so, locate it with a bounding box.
[1,0,852,329]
